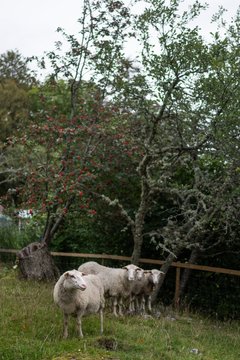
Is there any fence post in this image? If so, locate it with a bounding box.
[174,267,181,309]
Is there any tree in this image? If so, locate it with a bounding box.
[0,51,37,198]
[0,50,36,87]
[8,0,135,280]
[94,0,240,297]
[100,0,214,263]
[0,79,29,144]
[172,14,240,299]
[3,0,239,282]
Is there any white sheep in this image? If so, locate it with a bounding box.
[78,261,142,316]
[135,269,164,314]
[53,269,105,338]
[128,267,145,312]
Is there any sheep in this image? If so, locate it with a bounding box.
[78,261,142,316]
[53,269,104,338]
[128,267,145,312]
[135,269,164,314]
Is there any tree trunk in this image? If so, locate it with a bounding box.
[178,247,201,298]
[16,200,74,280]
[131,190,148,265]
[131,232,143,265]
[151,252,178,304]
[17,242,60,281]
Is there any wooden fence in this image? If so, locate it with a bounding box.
[1,248,240,307]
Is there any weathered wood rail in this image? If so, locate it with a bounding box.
[1,248,240,307]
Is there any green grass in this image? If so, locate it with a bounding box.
[1,265,240,360]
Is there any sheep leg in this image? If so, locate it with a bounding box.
[113,297,118,317]
[147,295,152,313]
[129,295,135,313]
[118,297,124,316]
[141,295,146,314]
[100,308,104,335]
[63,313,69,339]
[76,313,83,338]
[135,296,140,312]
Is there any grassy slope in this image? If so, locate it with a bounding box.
[0,267,240,360]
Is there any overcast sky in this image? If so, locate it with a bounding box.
[0,0,239,59]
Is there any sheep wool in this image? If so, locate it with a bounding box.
[138,269,164,314]
[53,269,104,338]
[78,261,142,316]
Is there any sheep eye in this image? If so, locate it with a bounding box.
[70,274,75,278]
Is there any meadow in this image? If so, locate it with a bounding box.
[0,265,240,360]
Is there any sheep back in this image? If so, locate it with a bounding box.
[78,262,129,296]
[78,261,107,275]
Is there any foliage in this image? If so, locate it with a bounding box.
[0,79,29,143]
[0,1,239,283]
[0,50,36,87]
[17,83,138,244]
[67,0,239,265]
[0,77,30,196]
[0,50,37,199]
[1,268,240,360]
[0,225,29,250]
[50,202,133,256]
[0,213,45,250]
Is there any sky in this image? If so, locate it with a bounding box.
[0,0,239,59]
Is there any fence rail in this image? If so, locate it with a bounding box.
[1,248,240,307]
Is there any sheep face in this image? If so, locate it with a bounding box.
[150,269,164,285]
[122,264,141,281]
[136,268,144,281]
[63,270,87,291]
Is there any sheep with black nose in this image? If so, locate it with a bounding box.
[78,261,142,316]
[53,269,104,338]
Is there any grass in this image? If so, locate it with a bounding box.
[1,265,240,360]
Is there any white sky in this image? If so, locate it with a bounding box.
[0,0,239,59]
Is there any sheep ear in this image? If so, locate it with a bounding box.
[77,271,86,276]
[160,271,165,275]
[64,272,70,278]
[122,266,128,270]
